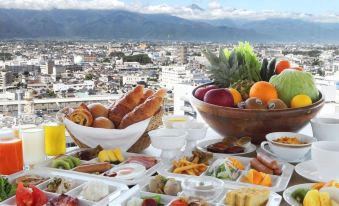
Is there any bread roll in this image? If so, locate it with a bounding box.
[88,103,108,118]
[92,117,115,129]
[68,108,93,126]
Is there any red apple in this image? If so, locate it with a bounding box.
[194,85,218,100]
[204,88,234,107]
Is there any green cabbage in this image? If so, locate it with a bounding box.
[269,69,319,106]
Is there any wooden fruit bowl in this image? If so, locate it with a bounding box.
[191,83,325,144]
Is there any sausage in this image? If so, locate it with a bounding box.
[73,162,112,173]
[250,158,273,174]
[257,153,279,170]
[273,167,282,176]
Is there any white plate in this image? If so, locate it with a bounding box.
[196,139,256,157]
[283,183,313,206]
[295,160,335,182]
[107,163,146,180]
[258,142,311,164]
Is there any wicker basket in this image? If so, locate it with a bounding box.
[65,108,164,153]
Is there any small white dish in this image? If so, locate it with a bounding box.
[148,128,187,162]
[312,141,339,180]
[295,160,335,182]
[108,163,146,180]
[259,142,311,164]
[162,115,193,129]
[283,183,313,206]
[265,132,316,160]
[196,139,256,157]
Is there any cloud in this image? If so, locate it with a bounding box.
[0,0,339,23]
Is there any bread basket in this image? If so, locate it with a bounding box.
[57,107,164,153]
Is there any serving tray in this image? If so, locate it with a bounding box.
[112,174,282,206]
[0,169,129,206]
[157,155,294,193]
[34,149,161,186]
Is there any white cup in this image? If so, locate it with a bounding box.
[311,117,339,141]
[312,141,339,180]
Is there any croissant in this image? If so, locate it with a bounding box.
[139,89,154,104]
[68,108,93,126]
[118,96,163,129]
[108,85,144,125]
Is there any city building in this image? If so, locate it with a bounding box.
[122,74,148,85]
[52,80,95,92]
[160,66,190,89]
[177,46,188,65]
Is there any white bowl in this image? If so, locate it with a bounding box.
[311,117,339,141]
[148,128,187,150]
[264,132,317,160]
[162,115,193,129]
[312,141,339,180]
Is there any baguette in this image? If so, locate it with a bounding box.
[153,88,167,98]
[139,89,154,104]
[118,96,162,129]
[108,85,144,125]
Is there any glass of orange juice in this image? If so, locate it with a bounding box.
[0,130,24,175]
[44,122,66,156]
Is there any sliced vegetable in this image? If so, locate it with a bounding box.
[291,188,310,203]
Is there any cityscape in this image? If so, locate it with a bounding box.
[1,40,339,119]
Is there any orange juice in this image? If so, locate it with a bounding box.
[44,123,66,156]
[0,138,23,175]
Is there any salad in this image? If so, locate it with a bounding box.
[206,158,243,181]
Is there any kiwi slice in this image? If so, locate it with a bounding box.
[68,156,81,167]
[51,159,71,170]
[63,158,75,168]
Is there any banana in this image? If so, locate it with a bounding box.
[112,148,125,162]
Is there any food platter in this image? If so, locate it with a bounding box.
[196,138,257,157]
[0,169,128,205]
[35,148,161,185]
[112,175,282,206]
[158,154,294,192]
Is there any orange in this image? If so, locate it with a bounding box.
[275,60,291,74]
[228,88,242,106]
[249,81,278,104]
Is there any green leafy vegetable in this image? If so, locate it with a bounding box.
[0,177,16,202]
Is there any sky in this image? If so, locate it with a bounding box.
[1,0,339,22]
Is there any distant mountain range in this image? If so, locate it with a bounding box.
[1,9,339,42]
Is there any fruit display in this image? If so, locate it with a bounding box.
[241,169,272,187]
[196,42,320,110]
[98,148,125,164]
[66,85,166,129]
[51,156,81,170]
[148,175,182,196]
[0,177,16,201]
[206,157,244,181]
[225,187,270,206]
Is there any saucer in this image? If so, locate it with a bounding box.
[295,160,337,182]
[196,139,256,157]
[259,142,311,164]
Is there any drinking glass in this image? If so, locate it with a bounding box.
[20,128,46,169]
[44,122,66,156]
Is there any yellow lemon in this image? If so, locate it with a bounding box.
[290,94,312,108]
[229,88,242,106]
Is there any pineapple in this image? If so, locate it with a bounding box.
[203,42,261,97]
[231,80,255,100]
